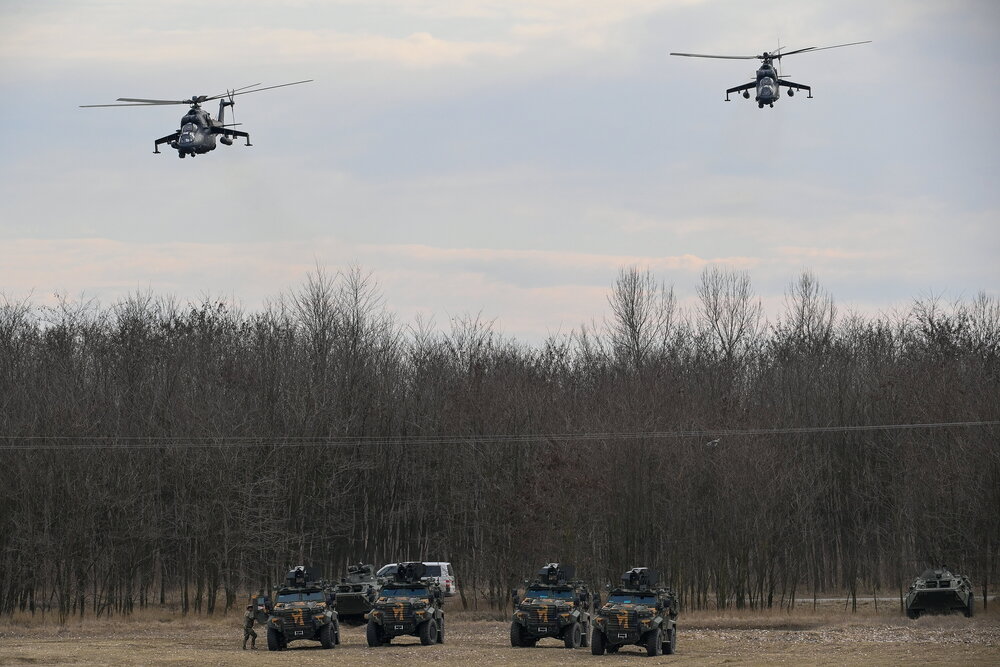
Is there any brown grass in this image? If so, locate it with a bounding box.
[1,605,998,666]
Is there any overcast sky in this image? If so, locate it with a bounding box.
[1,0,997,341]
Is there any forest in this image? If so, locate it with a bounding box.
[1,266,997,620]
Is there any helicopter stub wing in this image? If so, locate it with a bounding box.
[153,131,180,154]
[211,126,251,146]
[777,79,811,95]
[211,126,249,139]
[725,81,754,101]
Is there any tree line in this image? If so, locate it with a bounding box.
[0,266,997,620]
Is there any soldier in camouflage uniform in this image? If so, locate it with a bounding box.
[243,605,258,649]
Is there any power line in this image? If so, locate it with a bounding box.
[0,420,996,450]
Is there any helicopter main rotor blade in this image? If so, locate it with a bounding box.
[205,83,262,101]
[203,79,313,102]
[80,102,182,107]
[778,40,871,58]
[115,97,191,104]
[670,52,758,60]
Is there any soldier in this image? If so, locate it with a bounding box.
[243,604,258,650]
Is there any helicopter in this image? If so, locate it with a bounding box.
[670,41,869,108]
[80,80,312,157]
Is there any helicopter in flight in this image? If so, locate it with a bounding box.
[81,80,311,157]
[670,41,869,108]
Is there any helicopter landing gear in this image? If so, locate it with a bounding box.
[769,103,773,108]
[178,152,186,158]
[758,103,763,108]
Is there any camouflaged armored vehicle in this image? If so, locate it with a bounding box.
[592,567,678,657]
[510,563,593,649]
[265,566,340,650]
[366,562,445,647]
[334,563,378,624]
[905,567,974,618]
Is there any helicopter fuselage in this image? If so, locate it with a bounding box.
[171,107,218,156]
[754,62,780,105]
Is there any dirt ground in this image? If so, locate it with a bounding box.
[1,607,998,666]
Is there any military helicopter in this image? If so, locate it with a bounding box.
[80,80,311,157]
[670,41,869,108]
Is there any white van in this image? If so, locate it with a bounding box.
[377,562,458,597]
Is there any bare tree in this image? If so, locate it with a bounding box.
[696,266,763,363]
[606,266,676,369]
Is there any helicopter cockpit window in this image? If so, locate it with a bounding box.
[181,123,196,133]
[759,77,775,87]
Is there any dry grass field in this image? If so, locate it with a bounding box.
[1,605,998,666]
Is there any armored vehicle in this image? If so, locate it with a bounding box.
[591,567,678,657]
[510,563,593,649]
[334,563,378,624]
[366,562,445,647]
[904,567,974,618]
[265,566,340,651]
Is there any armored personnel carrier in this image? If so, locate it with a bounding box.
[334,563,378,624]
[904,567,974,618]
[510,563,593,649]
[265,566,340,651]
[591,567,678,657]
[366,562,445,647]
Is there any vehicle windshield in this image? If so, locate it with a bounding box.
[609,593,657,605]
[276,590,326,603]
[381,587,428,598]
[526,588,574,600]
[376,565,397,577]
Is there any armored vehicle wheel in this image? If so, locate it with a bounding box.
[663,626,676,654]
[366,619,382,647]
[510,621,524,647]
[419,618,438,645]
[580,621,590,647]
[906,609,919,619]
[965,595,974,618]
[437,617,445,643]
[266,627,281,651]
[591,628,606,655]
[564,621,582,649]
[319,622,335,649]
[645,628,662,657]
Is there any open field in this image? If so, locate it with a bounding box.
[1,606,998,666]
